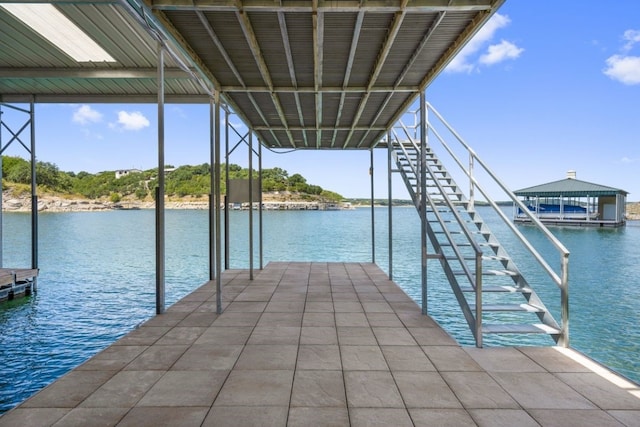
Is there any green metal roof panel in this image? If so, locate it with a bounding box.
[515,178,628,197]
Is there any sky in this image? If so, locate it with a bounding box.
[2,1,639,201]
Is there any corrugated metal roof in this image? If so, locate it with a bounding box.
[0,0,505,149]
[515,178,628,197]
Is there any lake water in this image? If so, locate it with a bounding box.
[1,207,639,413]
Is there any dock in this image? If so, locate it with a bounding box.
[0,268,38,302]
[1,262,638,426]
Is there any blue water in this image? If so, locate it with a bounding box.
[0,207,639,413]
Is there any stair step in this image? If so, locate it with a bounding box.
[461,285,532,293]
[483,324,561,335]
[446,255,510,262]
[470,304,545,313]
[453,269,519,277]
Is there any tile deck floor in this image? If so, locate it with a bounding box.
[1,262,639,427]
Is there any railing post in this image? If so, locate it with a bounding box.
[419,91,428,315]
[475,251,482,347]
[469,154,475,212]
[560,252,570,347]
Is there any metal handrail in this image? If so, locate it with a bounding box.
[425,101,570,345]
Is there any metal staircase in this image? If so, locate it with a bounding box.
[389,100,570,348]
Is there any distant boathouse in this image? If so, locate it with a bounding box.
[514,171,628,227]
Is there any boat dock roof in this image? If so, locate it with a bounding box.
[2,262,638,426]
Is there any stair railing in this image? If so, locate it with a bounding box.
[392,124,485,345]
[425,102,570,347]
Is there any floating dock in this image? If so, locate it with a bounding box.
[1,262,638,426]
[0,268,38,302]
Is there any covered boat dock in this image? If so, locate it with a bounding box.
[514,171,628,227]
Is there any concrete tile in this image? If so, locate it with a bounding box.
[305,301,334,312]
[194,326,253,345]
[468,409,539,427]
[291,370,346,407]
[224,301,268,312]
[362,302,394,313]
[247,326,301,345]
[117,407,209,427]
[344,371,404,408]
[79,371,164,407]
[91,345,147,363]
[331,292,359,302]
[409,326,457,345]
[519,346,594,372]
[142,312,188,327]
[212,311,261,327]
[305,293,333,302]
[340,345,388,371]
[528,409,626,427]
[123,345,189,371]
[0,408,69,427]
[172,344,243,370]
[235,344,298,370]
[155,327,207,345]
[609,410,640,427]
[491,372,597,409]
[177,312,218,327]
[380,346,435,371]
[372,327,417,345]
[264,300,305,312]
[465,347,545,372]
[288,407,349,427]
[137,370,228,406]
[350,408,413,427]
[257,312,303,327]
[441,371,519,409]
[203,406,288,427]
[115,326,170,346]
[51,408,128,427]
[421,346,483,372]
[337,326,377,345]
[409,409,477,427]
[302,312,336,327]
[393,371,462,409]
[166,300,202,313]
[233,292,274,302]
[333,301,363,312]
[21,371,115,408]
[335,312,369,327]
[214,370,293,406]
[297,345,342,370]
[555,372,640,409]
[300,326,338,345]
[366,312,403,327]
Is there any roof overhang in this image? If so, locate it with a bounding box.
[0,0,505,149]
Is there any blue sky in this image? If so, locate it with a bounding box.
[2,1,639,200]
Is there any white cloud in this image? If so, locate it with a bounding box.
[622,29,640,51]
[604,29,640,85]
[620,156,638,164]
[604,54,640,85]
[113,111,150,131]
[479,40,524,65]
[446,13,522,73]
[72,105,102,125]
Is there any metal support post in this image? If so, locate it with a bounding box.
[209,99,216,281]
[248,131,254,280]
[258,141,263,270]
[224,109,230,270]
[387,132,393,280]
[214,95,222,314]
[0,106,3,268]
[420,91,428,315]
[29,101,38,280]
[370,148,375,264]
[155,43,166,315]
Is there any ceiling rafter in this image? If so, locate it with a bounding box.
[278,10,308,147]
[357,10,446,148]
[330,9,364,148]
[312,0,323,148]
[342,1,408,148]
[235,1,296,147]
[0,67,191,79]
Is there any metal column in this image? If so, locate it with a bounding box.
[370,149,375,264]
[214,95,222,314]
[155,43,166,315]
[29,101,38,279]
[258,141,263,270]
[419,91,428,315]
[224,108,230,270]
[209,98,216,282]
[387,132,393,280]
[248,132,254,280]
